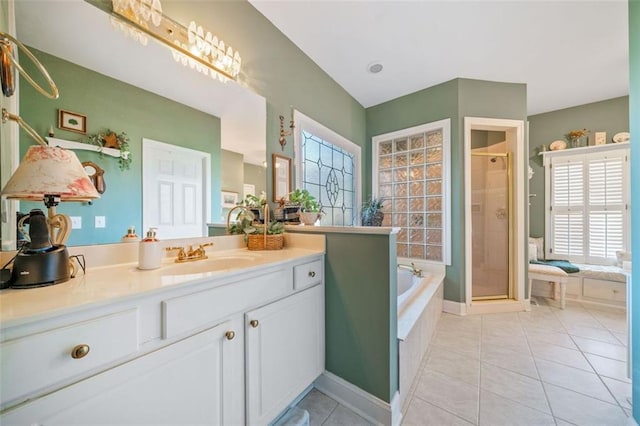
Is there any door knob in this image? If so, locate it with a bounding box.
[225,331,236,340]
[249,319,259,328]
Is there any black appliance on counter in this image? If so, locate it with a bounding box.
[9,209,70,288]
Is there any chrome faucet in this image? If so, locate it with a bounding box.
[398,262,423,278]
[166,242,214,263]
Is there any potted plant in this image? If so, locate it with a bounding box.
[239,192,267,223]
[85,130,132,170]
[288,189,323,225]
[361,197,385,226]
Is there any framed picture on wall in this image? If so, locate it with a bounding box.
[58,109,87,134]
[221,190,238,208]
[272,154,292,202]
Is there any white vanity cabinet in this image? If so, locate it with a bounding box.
[0,253,325,426]
[1,317,245,426]
[246,284,325,425]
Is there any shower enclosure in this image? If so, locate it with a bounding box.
[470,140,513,300]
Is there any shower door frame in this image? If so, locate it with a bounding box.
[469,151,513,300]
[463,117,527,314]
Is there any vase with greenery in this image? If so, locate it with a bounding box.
[288,189,322,225]
[565,128,590,148]
[361,197,385,226]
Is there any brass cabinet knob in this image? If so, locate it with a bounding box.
[308,271,316,278]
[225,331,236,340]
[71,344,90,359]
[249,319,259,328]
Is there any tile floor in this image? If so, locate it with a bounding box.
[296,298,630,425]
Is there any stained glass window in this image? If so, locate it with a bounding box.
[294,112,361,227]
[374,119,451,264]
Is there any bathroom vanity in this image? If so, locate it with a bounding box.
[0,237,325,425]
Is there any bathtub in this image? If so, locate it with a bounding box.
[396,258,445,416]
[397,267,432,313]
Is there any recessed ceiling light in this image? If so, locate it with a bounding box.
[367,62,383,74]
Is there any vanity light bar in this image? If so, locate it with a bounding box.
[110,0,241,81]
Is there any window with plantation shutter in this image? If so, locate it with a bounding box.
[545,145,629,265]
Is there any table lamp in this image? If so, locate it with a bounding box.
[1,145,100,245]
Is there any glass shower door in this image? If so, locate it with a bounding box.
[471,152,511,300]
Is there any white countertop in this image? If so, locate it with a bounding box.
[0,243,324,327]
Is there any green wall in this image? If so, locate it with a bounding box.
[158,0,367,197]
[366,78,526,303]
[629,0,639,422]
[289,230,397,402]
[528,96,629,238]
[18,49,221,246]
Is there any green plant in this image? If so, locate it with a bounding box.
[288,189,322,212]
[240,193,262,208]
[85,130,132,170]
[361,197,386,226]
[228,209,256,236]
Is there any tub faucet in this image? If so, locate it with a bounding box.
[398,262,423,278]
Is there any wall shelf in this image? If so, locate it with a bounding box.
[47,137,122,158]
[539,141,629,157]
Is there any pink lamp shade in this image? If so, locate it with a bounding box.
[1,146,100,201]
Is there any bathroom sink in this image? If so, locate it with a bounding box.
[162,254,260,276]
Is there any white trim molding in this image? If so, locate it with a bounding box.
[443,300,468,315]
[314,371,401,426]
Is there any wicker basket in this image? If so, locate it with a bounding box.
[247,233,284,251]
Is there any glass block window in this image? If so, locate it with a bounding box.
[294,111,361,226]
[373,119,451,264]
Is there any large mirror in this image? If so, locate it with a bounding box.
[2,0,266,249]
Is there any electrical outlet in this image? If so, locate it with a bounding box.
[95,216,106,228]
[71,216,82,229]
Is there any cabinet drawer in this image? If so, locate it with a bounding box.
[163,269,289,339]
[293,259,323,290]
[0,309,138,406]
[583,279,626,302]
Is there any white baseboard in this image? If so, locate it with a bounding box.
[443,300,467,315]
[467,300,529,315]
[314,371,401,426]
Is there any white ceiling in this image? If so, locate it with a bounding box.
[250,0,629,115]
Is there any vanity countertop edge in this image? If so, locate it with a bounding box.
[0,239,325,328]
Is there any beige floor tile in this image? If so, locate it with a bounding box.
[413,370,479,424]
[564,325,620,344]
[543,383,627,426]
[432,331,481,359]
[529,340,594,372]
[524,328,578,350]
[519,317,566,333]
[478,389,554,426]
[402,397,474,426]
[572,335,627,362]
[296,389,338,426]
[601,376,632,409]
[613,331,629,347]
[481,346,538,379]
[424,344,481,387]
[481,334,531,355]
[322,404,371,426]
[584,353,631,383]
[534,358,616,404]
[480,363,550,413]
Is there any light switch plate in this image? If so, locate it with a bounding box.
[95,216,106,228]
[71,216,82,229]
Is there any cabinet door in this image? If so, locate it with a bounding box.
[246,284,324,425]
[1,317,244,426]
